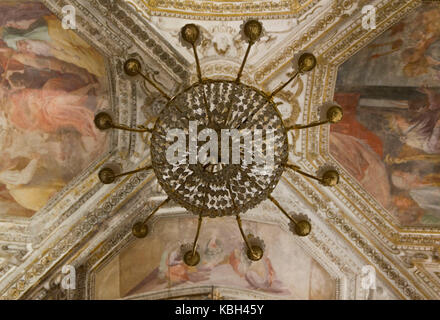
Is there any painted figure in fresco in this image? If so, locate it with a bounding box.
[0,106,61,213]
[391,170,440,222]
[125,235,289,297]
[330,93,391,209]
[396,87,440,154]
[332,89,440,225]
[332,5,440,226]
[368,22,405,60]
[7,79,99,138]
[367,6,440,78]
[382,88,440,222]
[0,2,107,217]
[228,247,289,294]
[0,2,51,28]
[401,7,440,77]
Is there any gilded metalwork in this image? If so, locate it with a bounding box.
[295,220,312,237]
[184,213,203,266]
[132,222,149,238]
[124,58,171,100]
[286,104,343,130]
[183,251,200,267]
[98,166,153,184]
[247,245,264,262]
[326,105,343,124]
[298,52,317,73]
[269,52,316,98]
[151,79,288,218]
[98,167,116,185]
[132,198,170,238]
[132,0,320,19]
[236,215,263,261]
[236,20,263,83]
[285,164,340,188]
[124,58,142,76]
[94,112,114,130]
[243,20,263,42]
[96,20,341,265]
[181,24,203,83]
[94,112,152,133]
[181,24,200,45]
[268,194,311,237]
[321,170,340,187]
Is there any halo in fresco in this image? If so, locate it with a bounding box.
[332,4,440,226]
[0,1,108,218]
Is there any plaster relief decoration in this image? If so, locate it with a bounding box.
[147,17,297,79]
[331,3,440,226]
[126,0,321,19]
[94,217,336,300]
[0,1,108,218]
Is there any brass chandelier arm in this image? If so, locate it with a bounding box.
[269,70,300,99]
[228,182,262,261]
[124,58,171,101]
[115,166,152,179]
[268,194,312,237]
[110,122,154,133]
[236,20,263,84]
[236,41,254,83]
[191,213,203,258]
[285,163,340,187]
[132,197,170,239]
[183,212,203,266]
[269,52,317,99]
[192,43,203,83]
[180,24,212,124]
[236,215,256,257]
[181,23,203,83]
[268,194,298,226]
[137,72,171,101]
[98,165,153,184]
[142,197,170,225]
[284,163,322,183]
[286,105,344,130]
[287,119,329,130]
[94,112,159,134]
[225,20,265,125]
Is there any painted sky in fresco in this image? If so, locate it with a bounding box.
[0,1,108,218]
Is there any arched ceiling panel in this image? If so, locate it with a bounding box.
[0,0,439,301]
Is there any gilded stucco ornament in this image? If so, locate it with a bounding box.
[3,0,439,302]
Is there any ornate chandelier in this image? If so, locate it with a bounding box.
[94,20,343,267]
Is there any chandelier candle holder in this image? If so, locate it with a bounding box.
[94,20,343,266]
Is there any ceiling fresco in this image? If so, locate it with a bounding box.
[94,217,336,300]
[0,0,439,301]
[331,4,440,227]
[0,0,109,218]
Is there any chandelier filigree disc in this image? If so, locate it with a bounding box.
[151,80,288,217]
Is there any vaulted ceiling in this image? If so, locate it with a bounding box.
[0,0,439,300]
